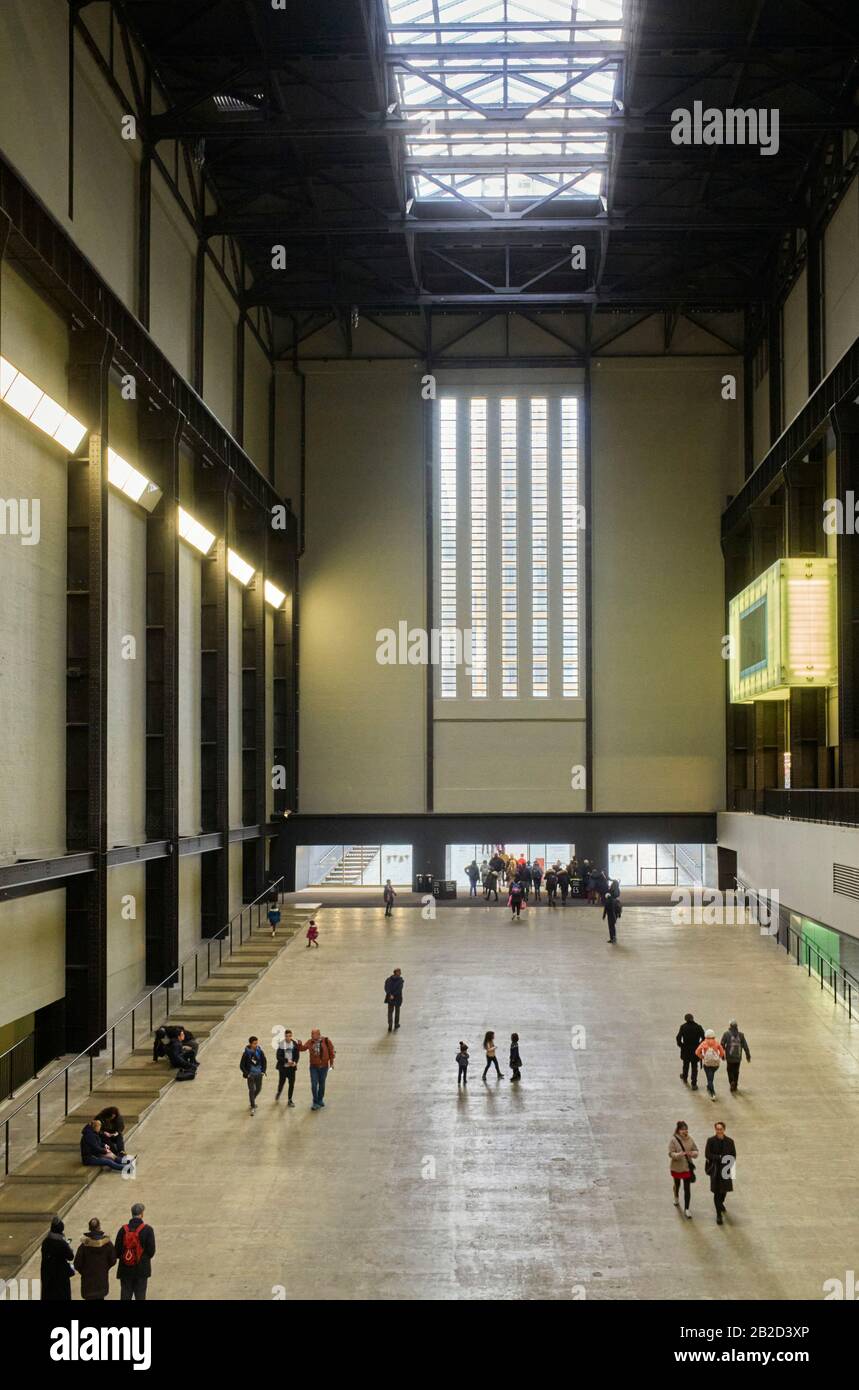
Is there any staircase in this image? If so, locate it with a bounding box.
[322,845,379,885]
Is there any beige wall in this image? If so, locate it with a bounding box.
[204,265,236,438]
[0,891,65,1029]
[782,268,808,426]
[824,173,859,372]
[178,856,202,964]
[228,581,243,825]
[298,363,426,811]
[150,166,195,382]
[753,368,770,466]
[178,543,202,836]
[106,863,146,1016]
[591,358,743,812]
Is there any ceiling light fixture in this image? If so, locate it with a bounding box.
[0,355,88,452]
[177,506,215,555]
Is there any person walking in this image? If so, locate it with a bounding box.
[40,1217,75,1301]
[483,866,499,902]
[695,1029,726,1102]
[545,867,558,906]
[721,1020,751,1092]
[531,861,543,902]
[456,1041,469,1087]
[521,861,533,902]
[509,1032,522,1082]
[481,1031,503,1081]
[384,967,404,1030]
[466,860,481,897]
[74,1217,118,1300]
[508,878,524,920]
[267,900,282,938]
[306,918,320,948]
[115,1203,155,1301]
[704,1122,737,1224]
[676,1013,705,1089]
[383,880,396,917]
[557,866,570,905]
[240,1035,268,1115]
[80,1118,125,1172]
[603,884,621,943]
[275,1029,301,1105]
[480,858,490,888]
[299,1029,336,1109]
[668,1121,698,1219]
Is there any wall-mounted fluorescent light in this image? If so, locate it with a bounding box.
[264,580,286,609]
[227,548,254,585]
[107,448,162,512]
[178,506,215,555]
[0,355,88,452]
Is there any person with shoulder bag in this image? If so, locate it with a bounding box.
[668,1121,698,1218]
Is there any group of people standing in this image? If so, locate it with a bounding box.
[456,1031,522,1085]
[239,1029,336,1114]
[466,853,622,940]
[40,1203,155,1301]
[669,1013,752,1223]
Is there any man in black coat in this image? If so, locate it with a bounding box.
[240,1036,268,1113]
[275,1029,301,1105]
[384,968,404,1031]
[704,1122,737,1225]
[115,1203,156,1301]
[676,1012,705,1089]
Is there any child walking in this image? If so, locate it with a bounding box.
[509,1032,522,1081]
[456,1041,469,1086]
[305,919,319,948]
[482,1031,503,1080]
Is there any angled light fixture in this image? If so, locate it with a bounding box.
[264,579,285,609]
[107,448,162,512]
[177,506,215,555]
[0,355,88,452]
[227,548,255,585]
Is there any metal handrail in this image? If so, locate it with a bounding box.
[2,876,284,1174]
[0,1032,36,1103]
[771,916,857,1020]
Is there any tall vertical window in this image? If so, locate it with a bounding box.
[500,398,518,697]
[561,397,580,697]
[470,399,487,697]
[439,398,458,698]
[530,398,549,697]
[436,389,582,703]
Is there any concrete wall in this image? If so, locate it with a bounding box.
[718,812,859,942]
[178,543,202,836]
[782,268,808,426]
[591,358,743,812]
[824,172,859,373]
[0,891,65,1029]
[106,863,146,1016]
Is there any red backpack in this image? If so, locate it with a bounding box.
[121,1222,147,1267]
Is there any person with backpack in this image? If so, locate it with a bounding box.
[383,880,396,917]
[557,867,570,905]
[509,1032,522,1082]
[520,862,533,902]
[74,1217,118,1300]
[694,1029,726,1101]
[483,866,499,902]
[466,860,481,897]
[299,1029,336,1109]
[456,1041,469,1087]
[676,1013,705,1089]
[531,860,543,902]
[721,1021,751,1092]
[267,900,282,938]
[704,1121,737,1225]
[508,878,525,920]
[481,1031,503,1081]
[275,1029,301,1105]
[603,884,621,943]
[115,1203,155,1301]
[240,1036,268,1114]
[668,1121,698,1219]
[545,867,558,906]
[384,967,404,1031]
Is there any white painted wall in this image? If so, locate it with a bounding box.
[106,863,146,1016]
[0,890,65,1028]
[178,855,201,964]
[719,811,859,942]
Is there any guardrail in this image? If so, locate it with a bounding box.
[770,913,857,1019]
[763,788,859,827]
[0,1033,35,1105]
[2,878,283,1176]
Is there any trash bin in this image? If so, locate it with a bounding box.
[433,879,457,900]
[414,872,434,893]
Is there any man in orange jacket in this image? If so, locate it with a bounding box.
[299,1029,336,1109]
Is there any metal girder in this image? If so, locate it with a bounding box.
[216,215,800,238]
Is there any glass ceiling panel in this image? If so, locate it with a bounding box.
[385,0,625,202]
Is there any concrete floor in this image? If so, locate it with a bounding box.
[20,902,859,1301]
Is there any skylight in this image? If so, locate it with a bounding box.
[385,1,624,204]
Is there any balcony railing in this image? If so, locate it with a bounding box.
[763,788,859,826]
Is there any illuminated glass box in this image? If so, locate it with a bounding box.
[728,558,837,703]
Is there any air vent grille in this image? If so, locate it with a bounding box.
[833,863,859,901]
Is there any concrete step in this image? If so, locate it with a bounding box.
[0,1180,86,1221]
[0,1220,52,1272]
[7,1150,101,1183]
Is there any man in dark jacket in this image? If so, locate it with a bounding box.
[80,1119,124,1172]
[557,868,570,905]
[545,868,558,906]
[240,1036,267,1114]
[74,1217,118,1300]
[115,1203,155,1301]
[484,868,499,902]
[466,861,480,897]
[166,1028,198,1072]
[704,1122,737,1225]
[531,861,543,902]
[721,1021,751,1091]
[275,1029,301,1105]
[676,1013,705,1089]
[384,968,404,1031]
[40,1217,75,1301]
[603,886,621,943]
